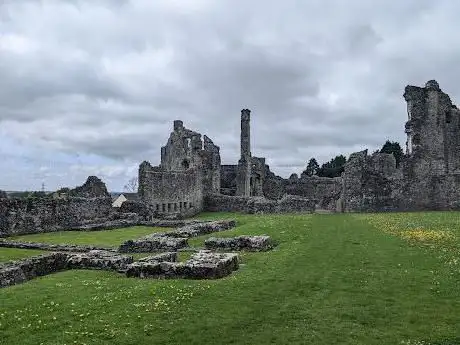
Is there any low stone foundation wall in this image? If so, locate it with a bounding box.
[0,239,115,253]
[66,250,133,271]
[157,220,236,238]
[0,253,69,287]
[205,235,274,251]
[126,250,238,279]
[118,236,188,253]
[118,220,236,253]
[204,194,315,214]
[0,250,134,288]
[137,252,177,263]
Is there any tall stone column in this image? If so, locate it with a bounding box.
[236,109,252,196]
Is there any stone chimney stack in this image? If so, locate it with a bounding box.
[236,109,252,197]
[240,109,251,159]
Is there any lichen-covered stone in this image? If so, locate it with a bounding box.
[205,235,273,251]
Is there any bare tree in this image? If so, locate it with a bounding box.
[123,177,138,193]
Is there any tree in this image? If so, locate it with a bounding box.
[303,158,320,177]
[317,155,347,178]
[124,177,138,193]
[380,140,403,167]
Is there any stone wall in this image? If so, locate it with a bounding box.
[284,176,342,210]
[341,150,403,212]
[204,194,315,214]
[0,251,134,288]
[138,121,221,219]
[339,81,460,213]
[220,165,237,195]
[0,196,113,237]
[0,176,114,236]
[138,162,203,218]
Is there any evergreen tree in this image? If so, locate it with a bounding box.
[303,158,319,176]
[317,155,347,178]
[380,140,403,167]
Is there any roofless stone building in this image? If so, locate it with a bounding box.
[2,79,460,236]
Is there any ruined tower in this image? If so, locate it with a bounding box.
[403,80,460,174]
[236,109,252,196]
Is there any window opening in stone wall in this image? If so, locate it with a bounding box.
[174,203,177,211]
[186,138,191,148]
[156,204,159,211]
[189,202,193,208]
[168,203,172,212]
[162,204,166,212]
[182,159,190,169]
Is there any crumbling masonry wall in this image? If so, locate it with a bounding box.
[341,80,460,213]
[0,176,113,236]
[138,162,203,218]
[138,120,221,219]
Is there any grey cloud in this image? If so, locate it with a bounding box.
[0,0,459,190]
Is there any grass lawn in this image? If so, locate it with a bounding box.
[1,212,460,345]
[0,248,46,263]
[9,226,172,248]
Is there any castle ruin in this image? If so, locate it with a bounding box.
[2,79,460,237]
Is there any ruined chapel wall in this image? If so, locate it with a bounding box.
[139,164,203,217]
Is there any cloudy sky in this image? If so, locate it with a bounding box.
[1,0,459,191]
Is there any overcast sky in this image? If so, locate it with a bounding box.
[1,0,460,191]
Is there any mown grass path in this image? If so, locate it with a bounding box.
[1,213,459,344]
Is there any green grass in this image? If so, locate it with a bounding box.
[1,212,460,345]
[0,248,46,262]
[9,226,171,248]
